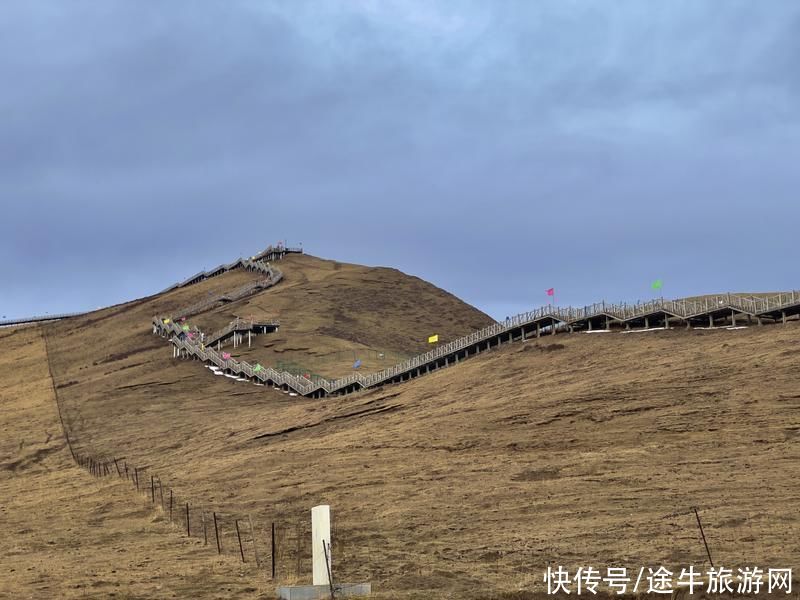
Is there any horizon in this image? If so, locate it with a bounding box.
[0,245,794,324]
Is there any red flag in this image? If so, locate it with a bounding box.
[546,288,554,296]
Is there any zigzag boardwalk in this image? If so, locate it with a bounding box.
[154,275,800,398]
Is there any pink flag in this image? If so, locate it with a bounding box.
[187,332,195,339]
[222,352,231,360]
[546,288,554,296]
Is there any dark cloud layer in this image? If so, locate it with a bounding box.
[2,1,799,320]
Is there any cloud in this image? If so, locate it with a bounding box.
[1,0,799,320]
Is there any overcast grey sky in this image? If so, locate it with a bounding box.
[2,1,799,321]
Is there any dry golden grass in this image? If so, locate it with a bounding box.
[188,253,494,378]
[0,325,273,600]
[5,253,800,599]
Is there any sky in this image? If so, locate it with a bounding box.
[2,1,799,321]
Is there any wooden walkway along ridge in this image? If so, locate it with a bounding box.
[156,244,302,294]
[1,244,299,328]
[170,260,285,320]
[0,311,88,328]
[155,286,800,400]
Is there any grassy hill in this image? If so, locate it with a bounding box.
[0,325,273,599]
[3,252,799,598]
[189,253,494,377]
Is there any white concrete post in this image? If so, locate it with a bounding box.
[311,505,331,586]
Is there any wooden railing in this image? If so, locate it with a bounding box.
[156,287,800,398]
[157,244,300,293]
[171,261,282,320]
[0,311,88,327]
[204,317,280,347]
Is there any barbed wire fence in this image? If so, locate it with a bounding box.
[43,327,376,586]
[57,443,376,584]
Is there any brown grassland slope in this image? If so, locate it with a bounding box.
[189,253,494,377]
[5,252,800,599]
[0,325,272,600]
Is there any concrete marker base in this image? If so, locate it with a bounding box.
[277,582,371,600]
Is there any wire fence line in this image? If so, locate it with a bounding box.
[53,426,371,583]
[74,454,274,573]
[43,327,368,586]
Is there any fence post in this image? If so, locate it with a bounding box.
[186,503,190,537]
[169,489,173,522]
[213,512,222,554]
[202,510,208,546]
[694,507,714,568]
[151,476,155,503]
[248,515,260,567]
[65,432,75,462]
[235,520,245,562]
[271,522,276,579]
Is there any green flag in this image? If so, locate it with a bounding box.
[651,279,663,291]
[254,364,262,372]
[182,324,190,331]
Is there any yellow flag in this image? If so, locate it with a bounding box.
[163,318,170,324]
[428,334,439,344]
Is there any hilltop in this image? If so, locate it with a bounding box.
[188,253,494,377]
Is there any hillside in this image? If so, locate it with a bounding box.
[0,325,272,599]
[187,253,494,377]
[7,252,800,598]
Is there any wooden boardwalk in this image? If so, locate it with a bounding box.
[154,266,800,398]
[1,244,301,328]
[156,244,302,293]
[203,317,280,349]
[0,311,87,328]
